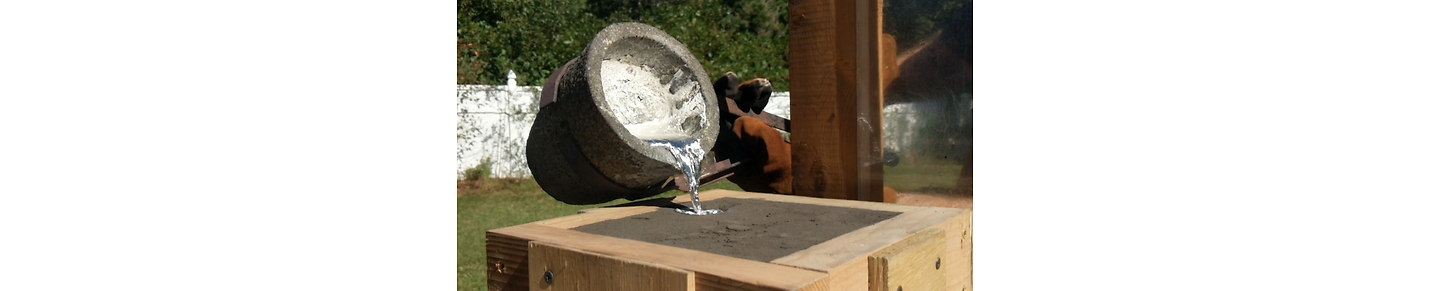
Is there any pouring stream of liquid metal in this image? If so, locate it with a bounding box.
[647,139,721,215]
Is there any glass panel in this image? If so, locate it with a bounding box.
[881,0,972,207]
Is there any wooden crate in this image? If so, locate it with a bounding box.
[486,189,972,291]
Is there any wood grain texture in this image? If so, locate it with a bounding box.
[528,241,694,291]
[789,0,847,200]
[853,0,885,202]
[533,206,659,229]
[485,230,530,291]
[669,189,748,204]
[833,0,859,201]
[490,224,829,291]
[716,190,925,213]
[790,0,885,202]
[771,208,962,272]
[937,210,973,291]
[821,257,869,291]
[869,229,946,291]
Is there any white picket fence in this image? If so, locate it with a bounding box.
[458,72,791,179]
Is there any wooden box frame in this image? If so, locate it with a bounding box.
[486,190,972,291]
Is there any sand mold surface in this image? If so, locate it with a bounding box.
[572,198,900,262]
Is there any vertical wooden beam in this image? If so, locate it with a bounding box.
[789,0,884,201]
[833,0,863,200]
[856,0,886,202]
[789,0,842,199]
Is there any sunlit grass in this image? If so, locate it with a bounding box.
[883,162,963,193]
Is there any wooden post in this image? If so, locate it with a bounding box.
[854,0,886,202]
[789,0,885,201]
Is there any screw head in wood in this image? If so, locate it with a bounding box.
[543,270,554,284]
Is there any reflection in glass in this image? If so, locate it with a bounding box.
[882,1,972,206]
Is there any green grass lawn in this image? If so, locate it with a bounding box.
[883,162,963,193]
[457,178,742,291]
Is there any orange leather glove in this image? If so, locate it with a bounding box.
[725,116,794,195]
[720,116,900,203]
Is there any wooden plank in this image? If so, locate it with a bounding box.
[789,0,848,200]
[789,0,885,202]
[485,230,530,291]
[668,189,755,204]
[771,208,963,272]
[936,210,973,291]
[528,241,694,291]
[834,0,859,201]
[853,0,885,202]
[705,190,925,213]
[869,229,946,291]
[821,257,869,291]
[532,207,659,229]
[490,224,830,291]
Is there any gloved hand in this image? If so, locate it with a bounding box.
[722,116,900,203]
[725,116,794,195]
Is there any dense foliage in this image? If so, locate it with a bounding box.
[458,0,791,91]
[458,0,968,90]
[884,0,969,55]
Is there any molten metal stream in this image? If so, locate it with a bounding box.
[647,139,721,215]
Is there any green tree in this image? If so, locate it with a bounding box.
[458,0,605,86]
[458,0,791,91]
